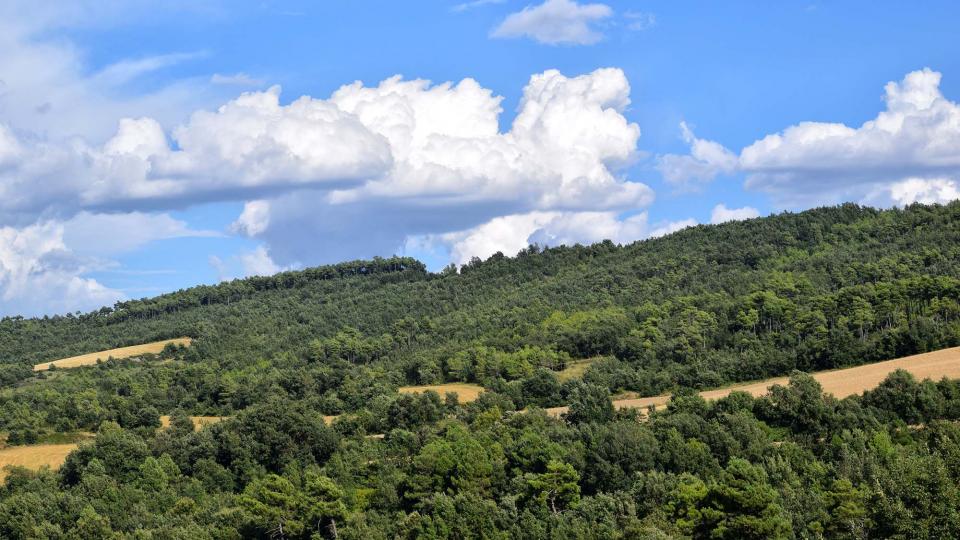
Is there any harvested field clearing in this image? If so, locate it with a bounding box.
[159,415,227,431]
[398,383,484,403]
[547,346,960,417]
[0,443,78,482]
[556,359,597,382]
[33,338,193,371]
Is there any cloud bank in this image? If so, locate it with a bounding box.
[1,66,660,314]
[660,68,960,208]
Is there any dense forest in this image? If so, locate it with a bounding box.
[2,203,960,538]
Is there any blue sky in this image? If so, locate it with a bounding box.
[1,0,959,316]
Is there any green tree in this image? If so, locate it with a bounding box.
[525,460,581,513]
[674,459,791,540]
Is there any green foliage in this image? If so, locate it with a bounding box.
[673,459,791,539]
[0,204,960,536]
[525,460,581,513]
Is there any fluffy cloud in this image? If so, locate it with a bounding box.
[491,0,613,45]
[421,210,694,265]
[0,91,394,220]
[657,122,738,188]
[0,222,120,316]
[649,218,697,238]
[742,68,960,206]
[710,204,760,224]
[0,66,652,312]
[239,246,285,277]
[0,212,216,316]
[234,68,652,266]
[3,68,647,227]
[209,244,290,282]
[230,200,271,236]
[659,69,960,208]
[885,178,960,206]
[325,68,646,209]
[0,5,665,315]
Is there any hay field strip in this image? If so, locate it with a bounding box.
[158,415,227,431]
[33,338,193,372]
[0,443,79,482]
[398,383,485,403]
[547,346,960,417]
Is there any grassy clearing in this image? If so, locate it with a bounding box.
[0,443,80,482]
[33,338,193,372]
[158,415,227,431]
[398,383,485,403]
[556,358,598,382]
[547,345,960,417]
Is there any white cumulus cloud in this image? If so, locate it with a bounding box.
[231,200,271,236]
[491,0,613,45]
[885,177,960,206]
[0,211,217,316]
[240,245,285,277]
[236,68,652,267]
[710,204,760,224]
[422,210,694,266]
[657,121,738,188]
[741,68,960,206]
[0,222,121,316]
[658,69,960,208]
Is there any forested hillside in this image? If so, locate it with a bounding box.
[2,203,960,538]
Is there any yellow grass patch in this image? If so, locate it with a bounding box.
[398,383,485,403]
[547,346,960,418]
[0,443,78,482]
[33,338,193,372]
[556,358,598,382]
[159,415,227,431]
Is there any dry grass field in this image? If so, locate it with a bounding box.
[33,338,193,371]
[0,443,79,482]
[398,383,485,403]
[159,415,227,431]
[547,346,960,417]
[556,359,598,382]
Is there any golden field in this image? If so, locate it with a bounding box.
[33,338,193,371]
[547,346,960,417]
[159,415,227,431]
[0,443,78,482]
[398,383,485,403]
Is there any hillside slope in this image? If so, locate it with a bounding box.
[2,203,960,538]
[2,202,960,418]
